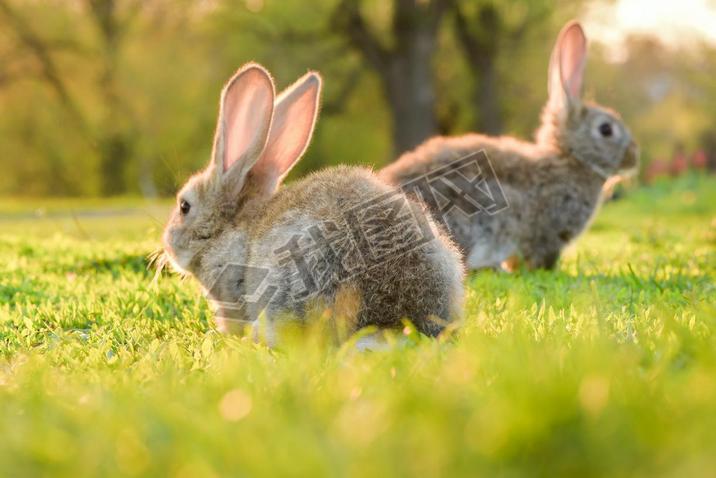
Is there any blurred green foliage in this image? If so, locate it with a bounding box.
[0,0,714,196]
[0,175,715,475]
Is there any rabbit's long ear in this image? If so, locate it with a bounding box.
[548,21,587,112]
[251,71,322,193]
[212,63,275,189]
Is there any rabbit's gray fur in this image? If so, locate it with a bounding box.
[163,64,464,339]
[380,21,639,271]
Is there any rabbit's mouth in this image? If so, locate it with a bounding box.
[162,242,194,274]
[619,141,640,173]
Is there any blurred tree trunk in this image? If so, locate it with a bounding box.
[89,0,125,195]
[87,0,145,196]
[454,2,502,135]
[333,0,450,157]
[452,0,553,136]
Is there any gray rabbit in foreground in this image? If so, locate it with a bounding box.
[380,21,639,271]
[162,63,464,341]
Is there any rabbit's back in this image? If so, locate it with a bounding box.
[380,134,548,187]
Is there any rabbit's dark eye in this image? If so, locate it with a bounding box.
[179,199,191,215]
[599,122,613,137]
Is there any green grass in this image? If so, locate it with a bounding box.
[1,175,716,477]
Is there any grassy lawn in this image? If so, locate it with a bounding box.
[1,175,715,477]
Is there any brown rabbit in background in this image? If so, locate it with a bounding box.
[380,21,639,271]
[162,63,464,342]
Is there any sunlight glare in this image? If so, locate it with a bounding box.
[584,0,716,60]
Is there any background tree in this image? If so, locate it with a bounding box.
[0,0,713,196]
[331,0,451,156]
[452,0,555,134]
[86,0,143,195]
[0,0,145,195]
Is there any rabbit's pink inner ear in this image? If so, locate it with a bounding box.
[548,21,587,108]
[215,65,275,176]
[559,23,587,100]
[252,72,322,191]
